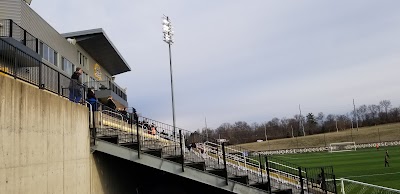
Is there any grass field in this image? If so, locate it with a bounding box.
[239,123,400,151]
[270,146,400,189]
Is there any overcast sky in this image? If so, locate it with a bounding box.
[32,0,400,131]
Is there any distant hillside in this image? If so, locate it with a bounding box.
[238,123,400,151]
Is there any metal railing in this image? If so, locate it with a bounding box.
[0,19,39,53]
[79,79,338,194]
[85,80,127,101]
[0,19,127,102]
[0,37,86,102]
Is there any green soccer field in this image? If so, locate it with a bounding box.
[270,146,400,189]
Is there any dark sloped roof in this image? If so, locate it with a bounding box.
[62,28,131,76]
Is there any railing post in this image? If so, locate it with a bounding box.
[91,107,96,146]
[8,19,12,38]
[265,156,272,194]
[259,154,263,184]
[216,146,220,166]
[136,113,141,159]
[179,129,184,172]
[13,47,17,79]
[57,72,60,95]
[321,168,327,194]
[333,175,338,194]
[299,167,304,194]
[222,142,228,185]
[35,38,39,53]
[23,30,26,46]
[340,178,345,194]
[38,62,43,89]
[130,113,133,143]
[305,168,310,193]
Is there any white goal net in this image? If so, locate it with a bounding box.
[339,178,400,194]
[329,142,356,153]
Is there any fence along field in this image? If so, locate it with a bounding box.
[271,146,400,190]
[239,123,400,151]
[240,123,400,192]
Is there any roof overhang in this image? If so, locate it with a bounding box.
[62,29,131,76]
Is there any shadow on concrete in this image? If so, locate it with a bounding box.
[92,151,234,194]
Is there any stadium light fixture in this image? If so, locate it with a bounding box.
[162,15,177,152]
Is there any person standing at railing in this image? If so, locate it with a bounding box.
[87,87,97,111]
[68,67,83,103]
[132,108,138,124]
[119,107,128,122]
[151,123,157,135]
[106,95,117,110]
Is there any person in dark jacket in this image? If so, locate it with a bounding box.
[68,67,83,103]
[132,108,138,124]
[106,95,117,110]
[87,87,97,111]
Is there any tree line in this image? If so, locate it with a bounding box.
[196,100,400,145]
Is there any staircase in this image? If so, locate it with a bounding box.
[91,111,269,194]
[90,110,335,194]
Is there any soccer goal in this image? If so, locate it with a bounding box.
[339,178,400,194]
[329,142,356,153]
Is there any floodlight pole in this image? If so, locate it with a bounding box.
[168,42,177,151]
[162,16,177,154]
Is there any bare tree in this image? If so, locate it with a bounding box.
[357,105,367,125]
[368,105,380,119]
[380,100,392,120]
[316,112,325,126]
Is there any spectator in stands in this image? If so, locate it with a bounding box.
[151,123,157,135]
[132,108,138,124]
[87,87,97,111]
[106,95,117,110]
[68,67,83,103]
[161,130,168,138]
[119,107,128,122]
[143,120,150,133]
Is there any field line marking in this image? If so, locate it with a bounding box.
[343,171,400,178]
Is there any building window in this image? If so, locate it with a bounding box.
[61,57,74,76]
[78,51,88,67]
[81,71,89,86]
[40,42,58,66]
[89,77,96,89]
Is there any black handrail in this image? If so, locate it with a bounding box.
[1,18,127,102]
[0,19,39,53]
[0,36,86,103]
[222,142,228,185]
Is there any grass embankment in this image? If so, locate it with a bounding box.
[239,123,400,151]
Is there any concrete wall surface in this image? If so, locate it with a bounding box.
[0,74,91,194]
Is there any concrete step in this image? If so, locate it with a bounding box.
[229,175,249,185]
[206,168,226,177]
[163,155,182,163]
[143,148,162,158]
[272,189,293,194]
[185,162,206,171]
[250,182,270,192]
[98,135,119,144]
[119,142,139,150]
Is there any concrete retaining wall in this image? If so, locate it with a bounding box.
[0,74,91,193]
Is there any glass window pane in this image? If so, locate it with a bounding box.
[54,51,58,66]
[39,42,44,57]
[49,50,54,64]
[62,57,66,70]
[43,44,48,60]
